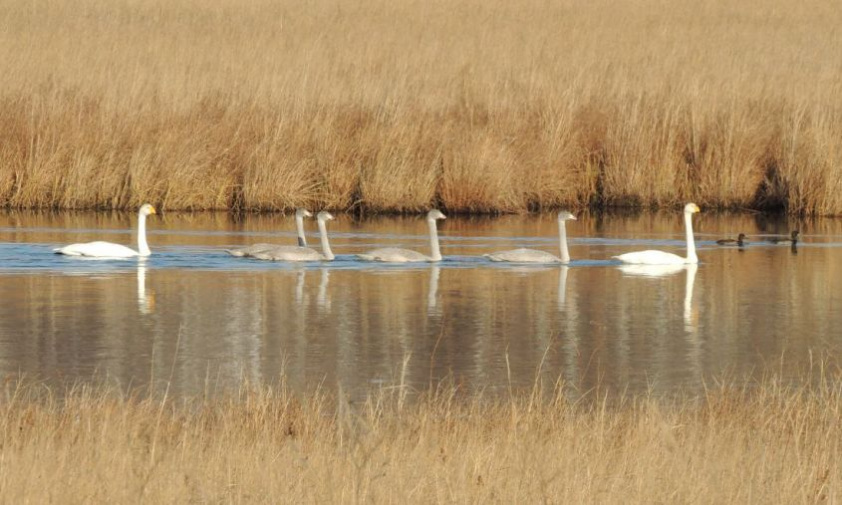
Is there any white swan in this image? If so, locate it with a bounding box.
[614,203,700,265]
[484,211,576,263]
[251,211,335,261]
[54,204,157,258]
[357,209,446,262]
[227,208,312,257]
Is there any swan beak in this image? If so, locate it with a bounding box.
[691,204,700,213]
[149,207,157,215]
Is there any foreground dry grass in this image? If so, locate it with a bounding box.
[1,0,842,214]
[1,374,841,503]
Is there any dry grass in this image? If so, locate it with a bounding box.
[1,0,841,214]
[2,370,842,503]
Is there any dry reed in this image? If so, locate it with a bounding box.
[1,0,841,214]
[1,370,841,503]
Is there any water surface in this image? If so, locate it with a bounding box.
[1,210,840,399]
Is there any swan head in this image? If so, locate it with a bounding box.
[791,230,800,240]
[296,208,313,218]
[737,233,747,241]
[427,209,446,221]
[557,211,576,221]
[139,204,156,216]
[317,211,334,222]
[684,203,701,214]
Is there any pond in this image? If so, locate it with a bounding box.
[0,209,840,400]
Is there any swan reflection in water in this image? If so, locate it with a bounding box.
[292,266,332,311]
[427,265,441,317]
[617,263,699,333]
[683,264,698,332]
[317,267,330,311]
[557,265,570,309]
[137,260,155,314]
[295,268,306,306]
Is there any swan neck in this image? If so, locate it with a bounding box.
[684,211,697,263]
[558,220,570,263]
[428,218,442,261]
[137,212,151,256]
[296,215,307,247]
[318,219,334,260]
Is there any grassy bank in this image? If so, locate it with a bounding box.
[1,0,841,214]
[1,374,841,503]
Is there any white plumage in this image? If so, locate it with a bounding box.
[54,204,156,258]
[614,203,700,265]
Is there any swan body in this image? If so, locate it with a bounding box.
[54,204,156,258]
[769,230,799,245]
[357,210,446,262]
[227,208,312,257]
[251,211,335,261]
[614,203,700,265]
[485,211,576,263]
[716,233,746,246]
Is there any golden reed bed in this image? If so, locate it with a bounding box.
[1,371,840,503]
[1,0,841,215]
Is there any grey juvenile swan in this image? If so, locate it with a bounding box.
[227,208,312,257]
[357,209,446,262]
[251,211,335,262]
[484,211,576,263]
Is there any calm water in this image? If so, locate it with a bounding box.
[0,210,840,399]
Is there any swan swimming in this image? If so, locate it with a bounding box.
[357,209,446,262]
[484,211,576,263]
[227,208,312,257]
[614,203,700,265]
[250,211,335,261]
[54,204,157,258]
